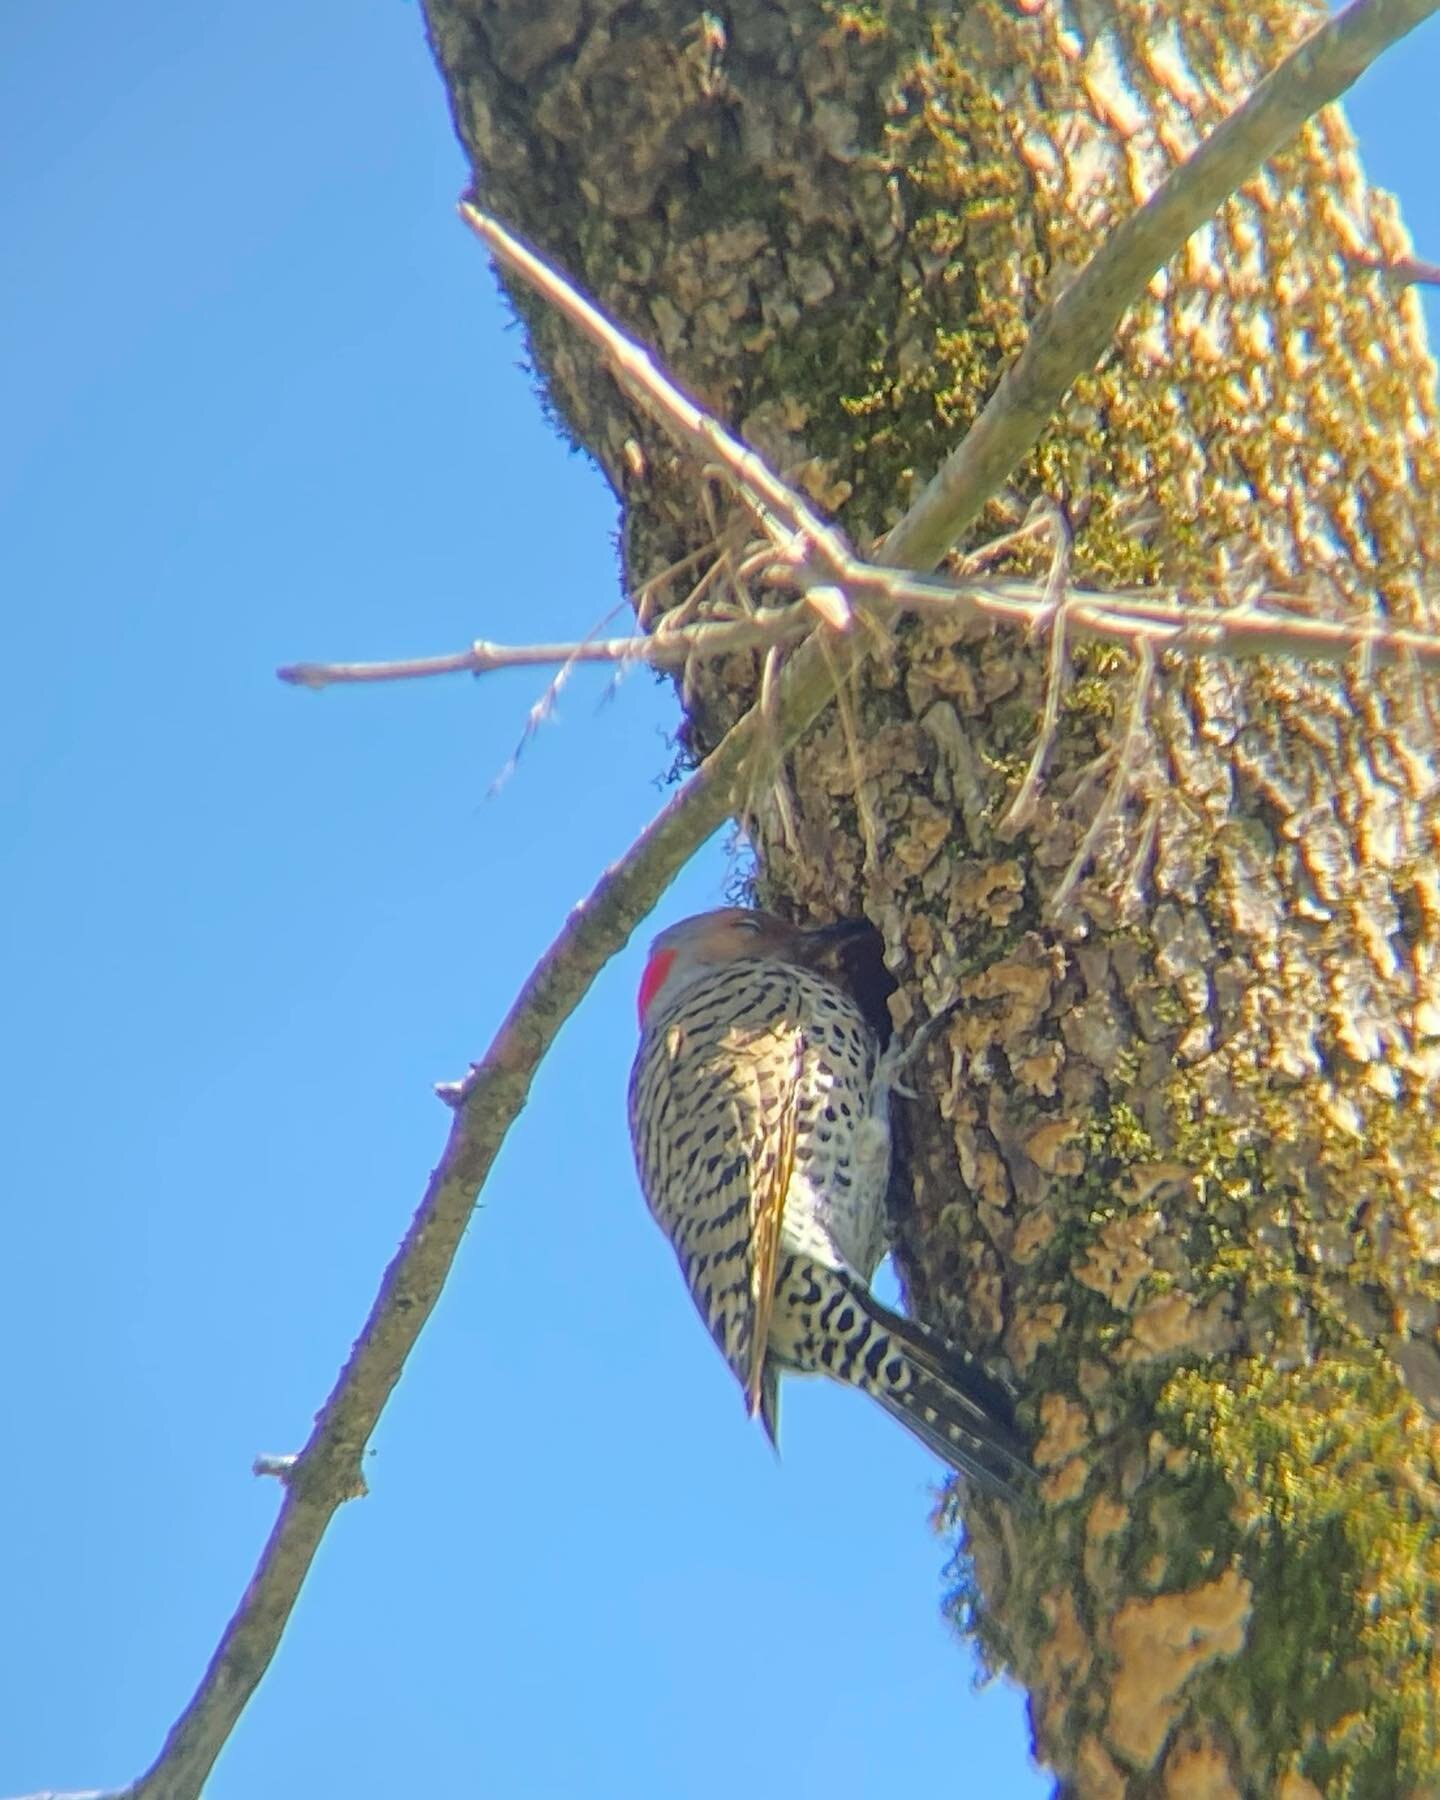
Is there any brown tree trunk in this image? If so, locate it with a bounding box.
[422,3,1440,1792]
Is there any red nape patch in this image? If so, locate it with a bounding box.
[637,948,677,1025]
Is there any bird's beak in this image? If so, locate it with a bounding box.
[802,918,873,946]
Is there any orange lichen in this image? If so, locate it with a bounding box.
[1074,1734,1128,1800]
[1274,1774,1324,1800]
[1012,1209,1058,1263]
[1074,1211,1162,1312]
[1162,1727,1241,1799]
[1106,1570,1253,1766]
[1087,1493,1130,1545]
[1036,1391,1090,1466]
[1043,1456,1092,1506]
[1007,1302,1068,1372]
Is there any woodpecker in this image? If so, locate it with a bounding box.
[628,907,1029,1499]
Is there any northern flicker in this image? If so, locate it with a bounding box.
[628,907,1029,1498]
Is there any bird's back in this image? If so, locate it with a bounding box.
[629,955,889,1374]
[628,924,1032,1498]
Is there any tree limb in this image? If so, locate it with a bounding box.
[458,203,866,610]
[41,338,877,1800]
[66,685,800,1800]
[1349,248,1440,286]
[279,573,1440,695]
[276,610,813,689]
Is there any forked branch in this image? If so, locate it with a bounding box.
[280,570,1440,695]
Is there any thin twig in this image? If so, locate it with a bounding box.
[870,570,1440,667]
[633,531,728,630]
[751,644,792,838]
[998,508,1074,838]
[1349,249,1440,286]
[279,570,1440,698]
[821,632,882,880]
[1118,794,1163,921]
[486,660,575,798]
[1048,641,1158,919]
[278,612,811,689]
[459,204,860,582]
[752,642,801,855]
[883,0,1440,569]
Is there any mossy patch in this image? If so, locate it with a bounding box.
[1164,1355,1440,1796]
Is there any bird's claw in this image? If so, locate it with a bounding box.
[878,993,964,1097]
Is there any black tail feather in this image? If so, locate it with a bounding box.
[844,1276,1032,1502]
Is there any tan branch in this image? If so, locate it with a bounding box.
[1349,248,1440,286]
[884,0,1440,570]
[64,668,821,1800]
[1048,640,1158,919]
[998,508,1074,838]
[279,572,1440,699]
[56,420,871,1800]
[458,203,861,591]
[277,609,812,690]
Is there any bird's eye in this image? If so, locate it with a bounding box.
[734,916,763,933]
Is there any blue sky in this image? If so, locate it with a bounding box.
[3,7,1436,1797]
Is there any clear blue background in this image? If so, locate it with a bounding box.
[3,7,1435,1796]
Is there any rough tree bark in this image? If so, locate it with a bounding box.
[422,3,1440,1793]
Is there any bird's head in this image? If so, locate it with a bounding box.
[636,908,869,1027]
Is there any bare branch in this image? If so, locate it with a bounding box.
[87,218,895,1800]
[251,1454,297,1482]
[459,203,860,581]
[279,569,1440,699]
[821,632,882,879]
[997,507,1074,838]
[277,610,812,690]
[1348,248,1440,286]
[10,1792,110,1800]
[884,0,1440,570]
[867,569,1440,667]
[1048,640,1158,919]
[79,683,797,1799]
[81,463,877,1800]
